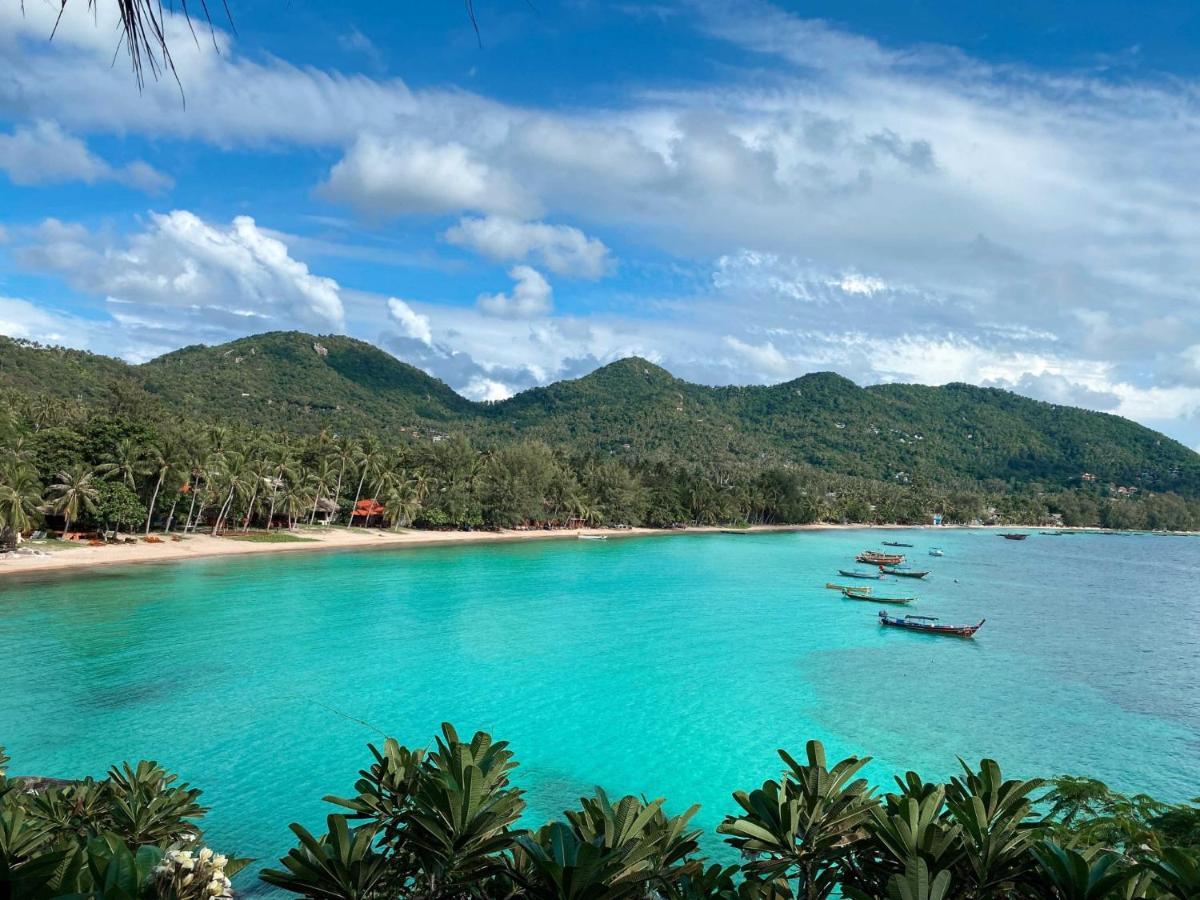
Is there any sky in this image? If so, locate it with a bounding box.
[2,1,1200,448]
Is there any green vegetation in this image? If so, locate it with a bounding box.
[223,532,315,543]
[3,731,1197,899]
[2,329,1200,539]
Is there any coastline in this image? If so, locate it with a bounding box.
[0,522,1189,581]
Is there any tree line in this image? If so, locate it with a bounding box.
[3,391,1200,541]
[2,726,1198,898]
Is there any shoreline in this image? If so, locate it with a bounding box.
[0,522,1191,581]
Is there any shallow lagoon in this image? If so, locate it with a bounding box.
[2,529,1198,886]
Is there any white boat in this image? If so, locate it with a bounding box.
[929,548,944,557]
[578,534,608,541]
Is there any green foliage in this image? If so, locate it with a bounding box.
[0,746,244,900]
[95,482,148,532]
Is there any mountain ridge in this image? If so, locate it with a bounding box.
[3,329,1197,496]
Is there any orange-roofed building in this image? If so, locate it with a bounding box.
[352,498,386,526]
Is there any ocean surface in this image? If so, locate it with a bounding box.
[2,529,1198,889]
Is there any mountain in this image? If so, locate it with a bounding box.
[3,330,1198,496]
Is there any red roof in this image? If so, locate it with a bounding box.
[354,499,385,517]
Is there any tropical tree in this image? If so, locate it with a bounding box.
[719,741,876,900]
[45,466,101,535]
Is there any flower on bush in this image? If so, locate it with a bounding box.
[154,847,234,899]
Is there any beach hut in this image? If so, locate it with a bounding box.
[351,498,386,527]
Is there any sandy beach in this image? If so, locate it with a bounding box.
[0,524,817,579]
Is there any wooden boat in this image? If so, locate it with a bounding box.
[577,534,608,541]
[857,552,905,565]
[1000,533,1028,541]
[928,548,944,557]
[882,541,914,548]
[843,588,912,605]
[878,611,984,637]
[825,582,870,593]
[838,569,884,580]
[720,529,750,535]
[880,567,929,578]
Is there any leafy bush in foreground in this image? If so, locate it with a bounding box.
[2,731,1197,898]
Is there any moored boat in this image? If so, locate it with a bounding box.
[857,551,905,565]
[838,568,884,580]
[1000,533,1028,541]
[843,588,912,605]
[928,548,944,557]
[879,567,929,578]
[878,611,984,637]
[882,541,914,548]
[578,534,608,541]
[826,582,870,593]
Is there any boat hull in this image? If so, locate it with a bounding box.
[879,613,984,637]
[880,568,929,578]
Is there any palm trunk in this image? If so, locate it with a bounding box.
[144,470,166,536]
[214,484,237,534]
[333,459,347,524]
[348,470,367,529]
[184,474,202,531]
[309,488,322,525]
[265,483,279,531]
[165,497,180,533]
[241,483,260,533]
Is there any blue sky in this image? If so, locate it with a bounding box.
[3,0,1200,449]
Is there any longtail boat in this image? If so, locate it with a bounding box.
[928,548,944,557]
[878,611,984,637]
[1000,533,1028,541]
[843,588,912,605]
[857,552,905,565]
[825,582,870,593]
[882,541,914,548]
[879,567,930,579]
[838,569,884,580]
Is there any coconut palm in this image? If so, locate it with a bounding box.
[0,464,43,534]
[347,436,383,528]
[96,438,145,490]
[45,466,101,535]
[142,439,181,535]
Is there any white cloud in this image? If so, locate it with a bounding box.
[0,121,171,191]
[386,297,432,345]
[460,376,514,402]
[0,296,89,345]
[13,211,344,355]
[723,336,793,377]
[477,265,553,318]
[443,216,611,278]
[319,135,534,218]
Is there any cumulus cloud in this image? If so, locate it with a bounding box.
[319,135,534,218]
[386,297,433,345]
[460,376,514,402]
[0,121,171,191]
[477,266,553,318]
[0,296,90,346]
[723,337,793,378]
[6,0,1200,442]
[12,211,344,355]
[443,216,611,278]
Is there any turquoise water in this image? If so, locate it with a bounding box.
[2,529,1198,889]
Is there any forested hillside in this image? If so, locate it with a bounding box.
[2,330,1197,499]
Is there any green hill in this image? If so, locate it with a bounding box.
[2,330,1197,496]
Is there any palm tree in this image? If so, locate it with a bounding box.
[142,439,181,535]
[45,466,101,535]
[347,436,383,528]
[329,435,355,525]
[306,459,336,525]
[97,438,145,491]
[211,451,248,535]
[0,463,43,535]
